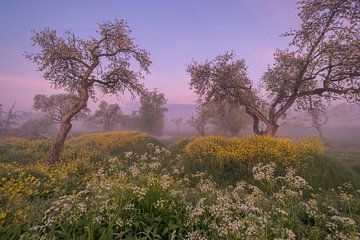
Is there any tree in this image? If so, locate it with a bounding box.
[187,0,360,136]
[210,101,251,136]
[310,111,328,138]
[121,110,139,130]
[171,117,183,135]
[187,106,212,136]
[0,103,21,130]
[33,94,90,123]
[137,89,167,136]
[91,100,123,130]
[26,20,151,164]
[306,98,328,138]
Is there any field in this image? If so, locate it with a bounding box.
[1,132,360,239]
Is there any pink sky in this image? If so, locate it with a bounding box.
[0,0,298,111]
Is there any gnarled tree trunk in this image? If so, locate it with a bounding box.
[45,120,72,164]
[264,123,279,137]
[45,87,89,164]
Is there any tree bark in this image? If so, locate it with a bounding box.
[264,123,279,137]
[45,120,72,164]
[45,86,89,164]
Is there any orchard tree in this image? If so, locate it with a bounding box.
[187,0,360,136]
[33,94,90,123]
[187,106,212,136]
[137,89,167,136]
[91,100,123,130]
[121,110,139,130]
[211,101,251,136]
[26,20,151,164]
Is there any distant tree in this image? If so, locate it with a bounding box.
[306,97,328,138]
[187,105,213,136]
[33,94,90,124]
[211,101,251,136]
[91,100,123,130]
[26,20,151,164]
[137,90,167,136]
[310,111,328,138]
[0,102,21,130]
[187,0,360,136]
[171,117,183,135]
[121,110,139,130]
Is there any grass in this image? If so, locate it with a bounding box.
[0,132,359,239]
[67,131,163,157]
[324,137,360,174]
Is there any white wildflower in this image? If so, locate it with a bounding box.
[331,215,356,226]
[252,162,276,182]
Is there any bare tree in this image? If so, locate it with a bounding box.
[187,105,213,136]
[33,94,90,123]
[137,89,167,136]
[91,100,123,130]
[26,20,151,164]
[187,0,360,136]
[171,117,183,135]
[0,102,21,130]
[306,98,328,138]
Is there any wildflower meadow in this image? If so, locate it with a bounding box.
[1,132,360,239]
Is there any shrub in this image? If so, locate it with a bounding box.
[184,135,324,167]
[0,146,101,238]
[67,131,163,156]
[167,137,194,155]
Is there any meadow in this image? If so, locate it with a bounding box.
[1,131,359,239]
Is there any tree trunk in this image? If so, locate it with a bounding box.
[45,120,72,164]
[316,127,323,139]
[265,123,279,137]
[45,86,89,164]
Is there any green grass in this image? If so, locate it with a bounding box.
[324,137,360,174]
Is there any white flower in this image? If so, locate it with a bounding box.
[77,203,87,213]
[252,162,276,183]
[129,165,139,177]
[331,215,356,226]
[125,151,133,158]
[93,215,103,225]
[154,198,166,209]
[131,186,148,199]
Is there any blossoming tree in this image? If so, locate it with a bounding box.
[187,0,360,136]
[26,20,151,164]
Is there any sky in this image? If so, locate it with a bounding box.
[0,0,299,111]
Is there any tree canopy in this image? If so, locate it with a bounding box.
[187,0,360,136]
[27,19,151,163]
[137,90,167,136]
[91,100,123,130]
[33,94,90,123]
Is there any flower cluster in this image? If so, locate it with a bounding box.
[18,150,359,240]
[184,135,324,167]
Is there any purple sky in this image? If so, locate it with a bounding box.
[0,0,299,111]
